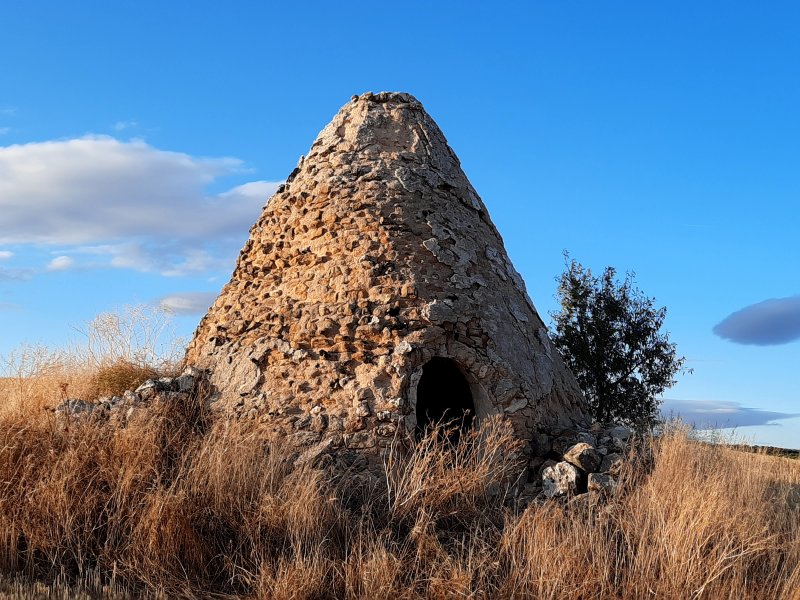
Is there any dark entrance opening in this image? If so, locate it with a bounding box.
[415,357,475,443]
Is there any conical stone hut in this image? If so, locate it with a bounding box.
[185,92,589,465]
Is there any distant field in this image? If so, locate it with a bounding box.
[729,443,800,459]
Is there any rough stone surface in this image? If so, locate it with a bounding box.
[54,399,96,417]
[184,92,589,460]
[608,425,632,441]
[530,432,552,456]
[552,431,585,456]
[563,442,602,473]
[588,472,617,495]
[600,452,624,476]
[542,461,582,498]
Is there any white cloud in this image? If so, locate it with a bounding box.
[113,120,138,131]
[0,251,12,260]
[62,242,231,277]
[158,291,218,315]
[0,136,281,276]
[220,180,281,202]
[661,398,799,428]
[47,255,75,271]
[0,267,33,281]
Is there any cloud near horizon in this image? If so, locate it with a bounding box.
[661,398,799,429]
[713,296,800,345]
[0,136,280,276]
[158,291,218,315]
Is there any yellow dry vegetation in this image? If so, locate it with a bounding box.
[0,313,798,599]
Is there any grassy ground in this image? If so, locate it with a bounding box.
[0,312,798,599]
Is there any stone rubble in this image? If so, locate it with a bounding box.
[588,472,617,495]
[600,452,624,476]
[52,368,636,504]
[53,367,204,427]
[536,423,633,501]
[563,442,602,473]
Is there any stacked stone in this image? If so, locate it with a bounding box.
[525,424,632,499]
[54,367,202,427]
[184,91,589,471]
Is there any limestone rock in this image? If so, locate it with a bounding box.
[608,425,632,441]
[542,461,582,498]
[552,431,586,456]
[530,432,552,456]
[563,442,602,473]
[538,458,558,478]
[54,398,95,418]
[588,472,617,495]
[53,367,203,427]
[600,452,624,476]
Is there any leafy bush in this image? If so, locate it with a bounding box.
[551,254,689,426]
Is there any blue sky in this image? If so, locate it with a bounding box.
[1,1,798,447]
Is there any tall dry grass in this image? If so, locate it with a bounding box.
[0,315,798,598]
[0,408,797,599]
[0,305,182,417]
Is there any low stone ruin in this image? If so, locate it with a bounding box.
[532,424,632,499]
[54,367,203,428]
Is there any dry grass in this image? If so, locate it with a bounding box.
[0,305,181,416]
[0,406,796,599]
[0,317,798,598]
[86,360,160,399]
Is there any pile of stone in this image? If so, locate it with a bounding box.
[53,367,203,426]
[525,424,632,500]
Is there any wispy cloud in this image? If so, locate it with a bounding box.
[47,255,75,271]
[0,251,12,260]
[0,107,16,117]
[0,136,280,277]
[661,398,800,429]
[713,296,800,345]
[0,127,9,135]
[158,291,217,315]
[113,120,139,131]
[0,267,34,281]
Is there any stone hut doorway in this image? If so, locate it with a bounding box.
[415,357,475,443]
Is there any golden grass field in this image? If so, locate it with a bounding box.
[0,311,798,599]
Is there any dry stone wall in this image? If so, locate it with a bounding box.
[185,92,589,468]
